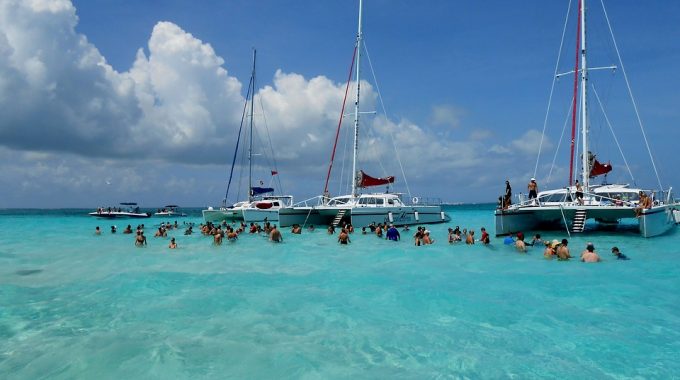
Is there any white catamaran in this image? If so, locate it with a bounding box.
[202,50,293,224]
[278,0,449,228]
[495,0,677,238]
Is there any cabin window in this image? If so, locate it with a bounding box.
[376,198,384,205]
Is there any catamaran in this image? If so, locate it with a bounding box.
[278,0,449,228]
[202,50,293,224]
[494,0,677,238]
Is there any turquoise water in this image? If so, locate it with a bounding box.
[1,205,679,379]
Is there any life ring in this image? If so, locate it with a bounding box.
[412,197,419,204]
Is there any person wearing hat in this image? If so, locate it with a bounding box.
[543,241,555,259]
[528,178,538,200]
[515,232,527,252]
[581,242,601,262]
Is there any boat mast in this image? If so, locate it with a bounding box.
[579,0,589,190]
[248,49,257,202]
[351,0,363,198]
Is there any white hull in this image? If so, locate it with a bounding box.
[495,204,676,238]
[279,205,449,228]
[242,208,280,223]
[89,211,151,219]
[154,212,187,217]
[202,208,244,223]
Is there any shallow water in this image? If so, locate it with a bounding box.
[1,205,679,379]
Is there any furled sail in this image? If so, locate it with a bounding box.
[355,170,395,188]
[589,159,613,177]
[251,187,274,196]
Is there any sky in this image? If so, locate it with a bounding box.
[0,0,678,208]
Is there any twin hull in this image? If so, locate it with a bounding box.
[494,205,676,238]
[278,205,449,228]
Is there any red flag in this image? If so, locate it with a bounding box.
[271,170,278,176]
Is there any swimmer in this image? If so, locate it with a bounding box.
[291,224,302,234]
[611,246,629,260]
[386,224,400,241]
[123,225,133,234]
[543,241,555,259]
[581,242,601,262]
[110,225,117,234]
[556,239,571,260]
[466,230,475,245]
[95,226,101,235]
[270,226,283,243]
[423,231,434,245]
[479,227,490,245]
[515,232,526,252]
[338,229,351,244]
[169,237,177,249]
[135,231,147,247]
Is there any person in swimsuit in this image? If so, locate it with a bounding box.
[575,180,584,205]
[168,237,177,249]
[135,231,147,247]
[338,229,351,244]
[528,178,538,200]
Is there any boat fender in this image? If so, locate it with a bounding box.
[414,211,419,221]
[440,211,445,220]
[412,197,419,204]
[388,212,394,223]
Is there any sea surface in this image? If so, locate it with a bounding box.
[1,205,679,379]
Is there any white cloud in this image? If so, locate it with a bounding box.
[430,104,465,129]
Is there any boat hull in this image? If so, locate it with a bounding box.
[242,209,280,223]
[494,204,676,238]
[88,212,151,219]
[202,209,244,223]
[279,205,449,228]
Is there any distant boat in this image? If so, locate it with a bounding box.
[494,0,677,238]
[154,205,187,217]
[278,0,449,228]
[89,202,151,218]
[202,49,293,224]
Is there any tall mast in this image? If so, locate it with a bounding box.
[248,49,257,201]
[579,0,589,190]
[351,0,363,198]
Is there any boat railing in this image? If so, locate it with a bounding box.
[290,195,327,208]
[509,189,640,209]
[406,196,443,206]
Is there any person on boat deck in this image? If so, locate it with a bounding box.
[611,246,629,260]
[168,237,177,249]
[575,180,584,205]
[614,194,624,206]
[557,239,571,260]
[504,180,512,208]
[528,178,538,200]
[338,228,351,244]
[581,242,601,263]
[635,191,652,217]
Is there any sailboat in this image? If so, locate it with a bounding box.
[202,50,293,224]
[494,0,677,238]
[278,0,450,228]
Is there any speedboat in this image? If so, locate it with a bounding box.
[154,205,187,217]
[89,203,151,218]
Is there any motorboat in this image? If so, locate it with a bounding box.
[154,205,187,217]
[89,202,151,218]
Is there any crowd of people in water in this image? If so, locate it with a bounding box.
[94,219,629,262]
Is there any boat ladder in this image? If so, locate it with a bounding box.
[332,209,347,227]
[572,209,587,233]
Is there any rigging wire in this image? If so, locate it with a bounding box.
[536,0,573,180]
[257,92,284,194]
[600,0,664,190]
[225,74,253,205]
[591,84,635,182]
[548,96,576,184]
[363,41,412,198]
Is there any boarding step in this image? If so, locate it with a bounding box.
[572,209,587,233]
[332,209,347,227]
